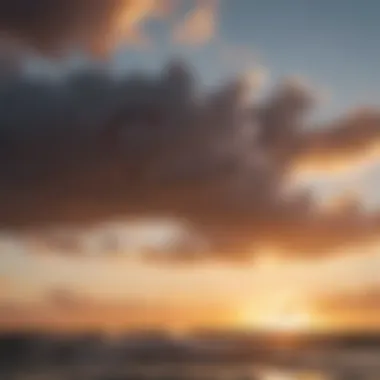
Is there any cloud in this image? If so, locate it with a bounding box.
[0,297,232,331]
[319,288,380,312]
[0,278,10,295]
[309,286,380,330]
[295,108,380,171]
[1,61,380,260]
[174,0,217,45]
[0,0,169,56]
[0,0,220,57]
[47,288,86,310]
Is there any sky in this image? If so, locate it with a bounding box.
[1,0,380,332]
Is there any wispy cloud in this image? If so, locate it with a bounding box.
[174,0,218,45]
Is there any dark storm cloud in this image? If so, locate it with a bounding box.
[1,62,380,260]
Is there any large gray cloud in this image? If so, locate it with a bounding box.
[0,62,380,260]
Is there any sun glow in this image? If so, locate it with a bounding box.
[258,310,313,332]
[241,307,314,332]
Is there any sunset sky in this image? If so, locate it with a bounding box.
[1,0,380,332]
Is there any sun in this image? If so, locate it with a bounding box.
[258,311,312,332]
[241,308,314,332]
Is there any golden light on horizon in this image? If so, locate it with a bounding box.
[257,368,325,380]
